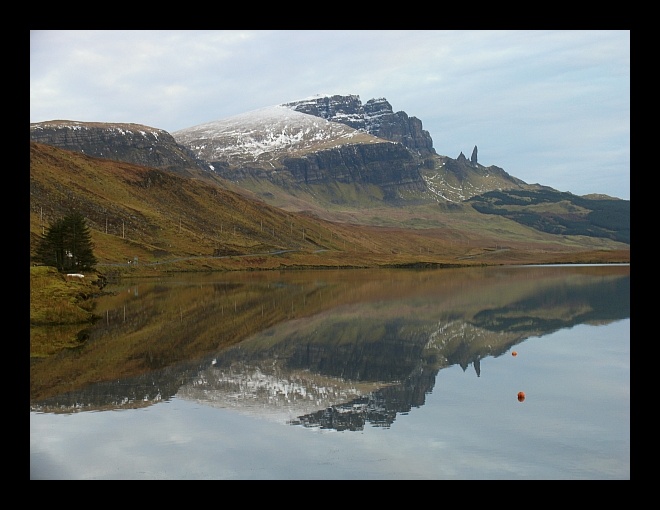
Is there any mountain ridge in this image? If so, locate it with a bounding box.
[171,104,383,168]
[30,119,209,176]
[29,95,538,203]
[29,93,629,270]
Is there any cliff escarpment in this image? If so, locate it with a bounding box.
[30,121,208,175]
[284,95,435,157]
[210,141,430,205]
[282,143,420,186]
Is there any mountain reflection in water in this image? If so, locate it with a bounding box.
[30,265,630,431]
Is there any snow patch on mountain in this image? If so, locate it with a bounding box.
[30,120,167,140]
[172,104,380,165]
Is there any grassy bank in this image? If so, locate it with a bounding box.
[30,266,107,358]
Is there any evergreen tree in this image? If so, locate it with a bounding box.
[35,212,97,271]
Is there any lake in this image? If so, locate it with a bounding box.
[30,264,630,479]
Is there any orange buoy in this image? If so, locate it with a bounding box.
[512,351,518,357]
[517,391,526,402]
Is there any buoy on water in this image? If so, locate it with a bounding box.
[517,391,526,402]
[512,351,518,357]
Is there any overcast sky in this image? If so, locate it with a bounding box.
[30,30,630,200]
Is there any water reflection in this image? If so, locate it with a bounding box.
[30,265,630,432]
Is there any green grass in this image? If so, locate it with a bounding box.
[30,265,104,358]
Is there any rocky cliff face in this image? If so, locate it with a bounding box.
[282,142,427,202]
[30,121,209,175]
[209,141,429,204]
[284,95,436,157]
[281,142,419,186]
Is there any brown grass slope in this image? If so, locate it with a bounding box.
[29,142,629,273]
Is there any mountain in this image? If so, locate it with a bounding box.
[29,95,533,215]
[171,94,535,217]
[171,94,629,243]
[30,120,209,175]
[171,103,381,167]
[29,93,630,265]
[467,187,630,244]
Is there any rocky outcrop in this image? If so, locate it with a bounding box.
[282,142,420,186]
[285,94,365,129]
[284,95,436,157]
[30,121,209,175]
[471,145,478,165]
[210,141,429,204]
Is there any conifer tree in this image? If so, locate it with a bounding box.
[35,212,97,271]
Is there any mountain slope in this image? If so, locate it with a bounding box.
[468,187,630,244]
[28,93,629,251]
[172,104,382,168]
[29,142,629,271]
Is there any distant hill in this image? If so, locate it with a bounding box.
[468,188,630,244]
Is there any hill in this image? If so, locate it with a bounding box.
[29,141,629,273]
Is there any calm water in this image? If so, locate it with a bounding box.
[30,265,630,479]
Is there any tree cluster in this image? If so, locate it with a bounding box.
[35,212,97,271]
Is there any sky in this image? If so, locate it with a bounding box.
[30,30,630,200]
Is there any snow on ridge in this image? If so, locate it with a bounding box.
[30,120,166,138]
[175,104,319,133]
[173,104,375,163]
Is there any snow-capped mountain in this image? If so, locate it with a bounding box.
[29,95,527,213]
[172,102,382,169]
[172,94,436,170]
[30,94,628,243]
[170,94,529,212]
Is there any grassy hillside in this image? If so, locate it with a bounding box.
[29,142,630,275]
[468,188,630,243]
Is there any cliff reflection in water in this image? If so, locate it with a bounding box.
[30,265,630,431]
